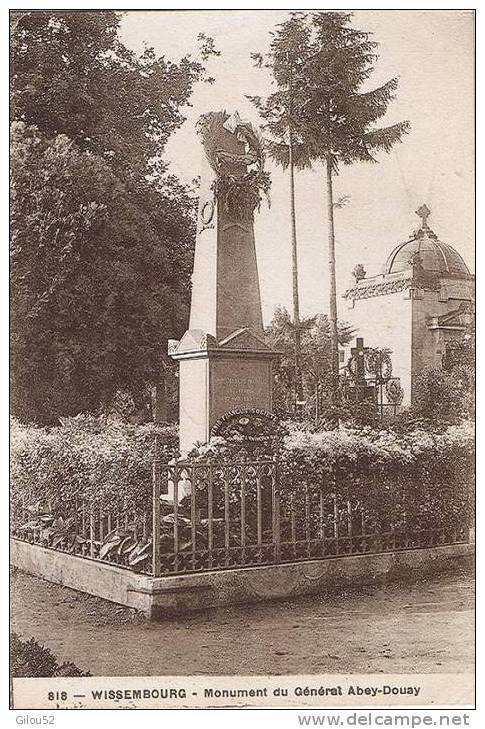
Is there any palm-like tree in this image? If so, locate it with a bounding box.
[248,14,314,409]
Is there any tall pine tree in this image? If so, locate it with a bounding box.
[303,11,410,387]
[251,11,409,396]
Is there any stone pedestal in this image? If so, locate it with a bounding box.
[171,330,275,453]
[169,110,277,454]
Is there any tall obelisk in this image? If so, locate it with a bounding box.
[169,111,277,454]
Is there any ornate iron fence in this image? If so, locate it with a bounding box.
[11,455,470,577]
[11,490,153,574]
[150,457,470,577]
[153,458,280,575]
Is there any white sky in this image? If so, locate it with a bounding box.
[120,9,474,325]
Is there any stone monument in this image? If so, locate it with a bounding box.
[169,111,278,453]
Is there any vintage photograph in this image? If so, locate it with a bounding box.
[9,8,474,709]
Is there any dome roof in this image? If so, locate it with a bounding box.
[382,204,470,277]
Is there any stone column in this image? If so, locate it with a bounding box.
[169,111,278,454]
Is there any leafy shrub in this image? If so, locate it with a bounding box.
[277,419,474,530]
[11,414,178,513]
[10,632,90,677]
[11,415,178,568]
[314,397,380,429]
[407,367,474,426]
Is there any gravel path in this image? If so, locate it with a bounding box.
[10,567,474,677]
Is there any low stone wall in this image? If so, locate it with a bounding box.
[10,539,154,614]
[11,538,473,619]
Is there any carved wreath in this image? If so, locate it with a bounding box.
[211,408,280,454]
[365,350,393,381]
[347,349,393,382]
[385,378,404,405]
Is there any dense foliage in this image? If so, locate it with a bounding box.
[11,415,178,515]
[11,123,186,422]
[406,367,474,427]
[11,415,474,548]
[10,632,90,677]
[11,415,179,569]
[11,11,217,186]
[278,420,474,530]
[10,11,218,423]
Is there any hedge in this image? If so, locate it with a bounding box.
[10,415,474,534]
[11,415,178,517]
[277,420,475,530]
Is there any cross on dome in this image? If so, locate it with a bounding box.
[380,204,469,277]
[415,204,431,229]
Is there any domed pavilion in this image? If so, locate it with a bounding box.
[343,205,474,406]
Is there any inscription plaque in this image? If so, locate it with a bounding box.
[210,358,272,425]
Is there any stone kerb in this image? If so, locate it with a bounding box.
[11,537,474,619]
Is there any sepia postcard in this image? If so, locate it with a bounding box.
[9,7,475,713]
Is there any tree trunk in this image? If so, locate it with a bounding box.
[289,139,304,409]
[325,155,339,391]
[315,380,320,426]
[151,379,166,423]
[287,56,304,412]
